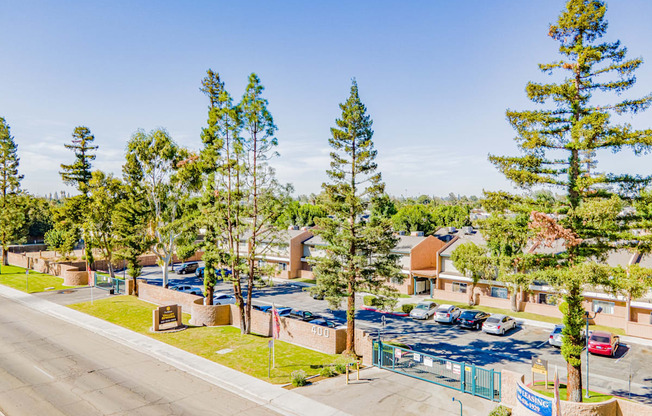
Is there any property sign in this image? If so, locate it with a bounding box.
[531,357,548,375]
[153,304,182,331]
[517,383,552,416]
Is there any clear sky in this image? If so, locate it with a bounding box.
[2,0,652,198]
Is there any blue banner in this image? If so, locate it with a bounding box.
[517,383,553,416]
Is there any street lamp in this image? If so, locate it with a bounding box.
[452,397,463,416]
[585,306,602,399]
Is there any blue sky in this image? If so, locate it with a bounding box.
[2,0,652,197]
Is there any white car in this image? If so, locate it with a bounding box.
[213,292,236,305]
[434,304,461,323]
[409,301,438,320]
[482,314,517,335]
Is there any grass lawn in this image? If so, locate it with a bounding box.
[426,298,625,336]
[0,265,83,293]
[532,381,613,403]
[293,277,316,284]
[68,296,345,384]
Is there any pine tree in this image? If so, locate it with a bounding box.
[60,127,98,195]
[311,80,402,355]
[489,0,652,402]
[60,126,98,265]
[0,117,25,265]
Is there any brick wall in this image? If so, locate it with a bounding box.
[137,281,201,312]
[190,299,231,326]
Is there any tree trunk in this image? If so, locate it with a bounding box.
[345,278,356,356]
[510,285,518,312]
[2,247,7,266]
[567,361,583,402]
[161,257,170,288]
[468,281,477,306]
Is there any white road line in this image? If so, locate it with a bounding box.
[536,341,548,348]
[33,365,54,380]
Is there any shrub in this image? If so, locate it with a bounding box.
[291,370,307,387]
[488,405,512,416]
[319,366,336,378]
[401,303,415,314]
[363,295,377,306]
[334,363,347,374]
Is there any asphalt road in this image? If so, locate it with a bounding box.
[0,295,281,416]
[137,265,652,405]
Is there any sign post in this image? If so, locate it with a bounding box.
[531,357,549,389]
[268,339,273,378]
[25,268,29,291]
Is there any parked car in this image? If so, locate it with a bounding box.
[169,285,203,296]
[311,318,346,328]
[276,307,292,317]
[252,304,273,313]
[457,310,490,330]
[175,262,199,275]
[195,267,232,279]
[482,314,517,335]
[288,309,320,322]
[588,331,620,357]
[434,304,462,323]
[548,324,587,347]
[409,301,438,320]
[212,292,236,305]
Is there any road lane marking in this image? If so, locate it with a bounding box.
[33,365,54,380]
[536,341,548,348]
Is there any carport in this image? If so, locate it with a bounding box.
[412,269,437,296]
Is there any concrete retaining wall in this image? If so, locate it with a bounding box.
[190,298,231,326]
[137,282,201,312]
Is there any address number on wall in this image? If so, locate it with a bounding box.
[311,326,329,337]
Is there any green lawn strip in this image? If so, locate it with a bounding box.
[426,298,625,335]
[532,381,613,403]
[293,278,316,284]
[67,296,341,384]
[0,265,83,293]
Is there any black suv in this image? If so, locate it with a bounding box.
[288,309,319,322]
[175,262,199,274]
[457,310,490,330]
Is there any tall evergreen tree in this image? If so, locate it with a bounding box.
[0,117,25,265]
[489,0,652,401]
[60,126,98,264]
[311,80,402,355]
[240,73,284,334]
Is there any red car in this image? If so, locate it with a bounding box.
[587,331,620,357]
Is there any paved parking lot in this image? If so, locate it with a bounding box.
[139,265,652,405]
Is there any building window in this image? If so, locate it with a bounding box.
[490,287,508,299]
[538,293,557,305]
[390,277,401,285]
[452,282,467,293]
[278,263,287,271]
[257,260,264,268]
[592,300,614,315]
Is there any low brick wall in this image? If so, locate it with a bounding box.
[190,298,231,326]
[270,313,346,354]
[355,329,375,366]
[627,321,652,340]
[137,281,201,312]
[229,305,273,336]
[63,270,88,286]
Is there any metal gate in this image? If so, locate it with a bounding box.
[372,341,501,402]
[93,272,125,294]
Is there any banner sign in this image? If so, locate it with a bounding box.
[532,357,549,375]
[159,305,178,325]
[517,383,552,416]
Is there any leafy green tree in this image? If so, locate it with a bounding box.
[392,204,435,235]
[44,226,79,259]
[87,171,124,278]
[59,126,98,264]
[24,196,54,242]
[370,194,397,220]
[124,128,198,288]
[609,264,652,322]
[488,0,652,401]
[277,200,327,228]
[450,242,492,306]
[0,117,25,265]
[113,188,153,291]
[311,80,402,355]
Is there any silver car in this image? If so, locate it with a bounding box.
[434,304,461,323]
[549,324,564,347]
[213,292,236,305]
[482,314,517,335]
[409,301,438,320]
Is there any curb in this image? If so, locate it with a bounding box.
[360,306,409,317]
[0,285,349,416]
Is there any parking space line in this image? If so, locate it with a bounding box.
[536,341,548,348]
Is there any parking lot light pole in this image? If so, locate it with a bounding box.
[585,306,602,399]
[452,397,462,416]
